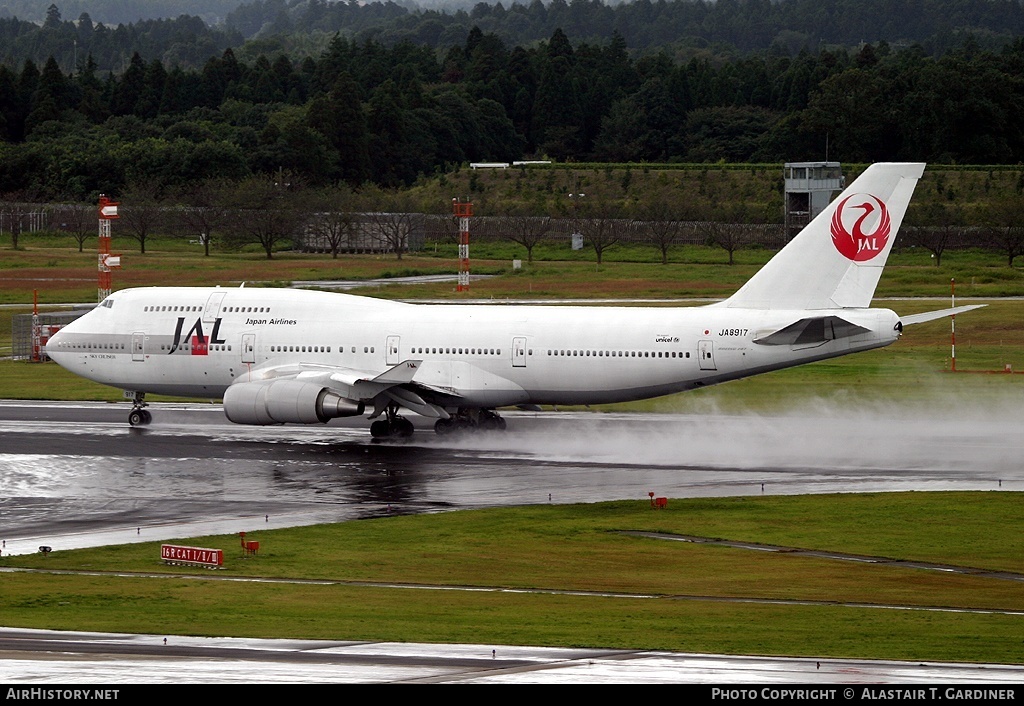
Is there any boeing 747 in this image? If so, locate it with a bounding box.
[46,163,980,437]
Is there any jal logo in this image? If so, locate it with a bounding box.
[169,317,226,355]
[830,193,891,261]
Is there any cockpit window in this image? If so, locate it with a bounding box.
[101,298,114,309]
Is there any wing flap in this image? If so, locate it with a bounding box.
[383,387,449,419]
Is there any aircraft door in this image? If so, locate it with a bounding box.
[132,332,145,362]
[241,333,256,364]
[512,336,527,368]
[698,340,717,371]
[204,291,226,323]
[386,335,400,365]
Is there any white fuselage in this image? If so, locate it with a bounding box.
[47,286,901,408]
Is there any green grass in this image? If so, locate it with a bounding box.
[3,493,1024,662]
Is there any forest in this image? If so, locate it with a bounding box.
[6,0,1024,56]
[1,1,1024,201]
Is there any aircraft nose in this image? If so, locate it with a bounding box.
[44,327,65,356]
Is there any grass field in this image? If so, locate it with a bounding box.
[1,235,1023,662]
[2,493,1024,662]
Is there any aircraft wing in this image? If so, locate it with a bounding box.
[899,304,986,326]
[237,359,457,419]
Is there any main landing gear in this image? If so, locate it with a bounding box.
[369,403,415,440]
[433,408,506,436]
[369,405,508,440]
[127,391,152,427]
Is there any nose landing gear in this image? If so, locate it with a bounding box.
[127,391,152,426]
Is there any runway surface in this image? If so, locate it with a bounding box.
[3,627,1023,684]
[1,398,1023,683]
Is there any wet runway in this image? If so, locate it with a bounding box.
[2,397,1022,553]
[2,398,1023,683]
[2,627,1023,684]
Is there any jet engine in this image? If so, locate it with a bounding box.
[223,380,364,425]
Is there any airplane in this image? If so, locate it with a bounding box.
[46,162,981,438]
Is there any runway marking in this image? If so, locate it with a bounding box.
[4,566,1023,617]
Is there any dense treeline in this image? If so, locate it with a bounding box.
[0,0,242,26]
[8,0,1024,73]
[5,24,1024,201]
[227,0,1024,54]
[11,0,1024,53]
[0,6,242,72]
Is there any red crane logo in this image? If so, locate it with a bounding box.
[830,193,891,261]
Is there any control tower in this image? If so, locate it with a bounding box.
[784,162,843,238]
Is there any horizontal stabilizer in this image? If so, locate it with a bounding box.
[900,304,986,326]
[754,316,871,346]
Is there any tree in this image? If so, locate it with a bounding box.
[172,180,234,257]
[0,65,19,142]
[697,203,754,265]
[903,202,965,267]
[800,68,899,162]
[306,185,359,258]
[253,105,336,185]
[984,196,1024,267]
[224,174,306,259]
[365,80,435,187]
[51,203,93,252]
[638,200,689,265]
[112,53,146,117]
[360,187,421,260]
[571,194,624,266]
[25,56,67,136]
[0,189,41,250]
[497,208,551,263]
[306,72,370,186]
[43,4,61,29]
[119,182,166,254]
[532,54,582,159]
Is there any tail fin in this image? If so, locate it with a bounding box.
[722,162,925,310]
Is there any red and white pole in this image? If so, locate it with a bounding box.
[950,277,956,372]
[97,195,121,302]
[453,198,472,292]
[31,289,40,362]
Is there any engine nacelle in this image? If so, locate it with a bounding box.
[223,380,364,425]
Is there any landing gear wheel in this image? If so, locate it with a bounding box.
[434,418,455,435]
[127,391,150,427]
[394,417,415,438]
[370,404,416,440]
[477,410,507,432]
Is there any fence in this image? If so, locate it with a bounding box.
[11,311,88,361]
